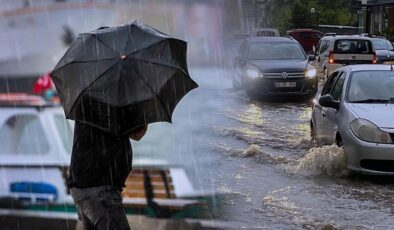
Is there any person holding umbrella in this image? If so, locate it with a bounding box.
[50,22,198,230]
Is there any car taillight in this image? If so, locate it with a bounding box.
[328,51,335,64]
[372,52,377,64]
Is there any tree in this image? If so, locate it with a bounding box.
[291,0,315,28]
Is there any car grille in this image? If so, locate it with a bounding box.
[360,160,394,172]
[262,72,305,79]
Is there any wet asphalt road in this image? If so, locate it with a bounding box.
[133,68,394,229]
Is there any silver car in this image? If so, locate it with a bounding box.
[311,64,394,175]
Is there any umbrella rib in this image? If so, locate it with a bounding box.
[128,57,188,76]
[66,59,121,118]
[52,58,118,72]
[125,38,167,56]
[133,67,172,121]
[92,34,120,56]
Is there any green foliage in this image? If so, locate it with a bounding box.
[376,27,394,42]
[264,0,356,32]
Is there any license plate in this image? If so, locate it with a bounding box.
[275,82,296,88]
[384,61,394,65]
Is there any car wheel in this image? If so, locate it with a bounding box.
[310,121,317,142]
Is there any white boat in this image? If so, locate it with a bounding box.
[0,94,214,225]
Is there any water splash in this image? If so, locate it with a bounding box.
[296,145,348,177]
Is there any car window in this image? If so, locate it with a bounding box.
[319,40,330,54]
[330,72,346,101]
[0,115,50,155]
[372,38,393,50]
[248,42,305,60]
[54,114,73,154]
[321,72,340,95]
[348,70,394,102]
[315,40,321,53]
[334,39,373,54]
[255,31,275,37]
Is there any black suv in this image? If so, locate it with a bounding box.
[233,37,318,99]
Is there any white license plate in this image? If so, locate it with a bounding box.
[275,82,296,88]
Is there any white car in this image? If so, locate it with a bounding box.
[311,65,394,175]
[314,35,377,79]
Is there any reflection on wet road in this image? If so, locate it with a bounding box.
[133,68,394,229]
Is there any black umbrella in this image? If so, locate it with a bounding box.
[51,21,198,136]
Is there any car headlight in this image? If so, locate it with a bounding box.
[350,119,393,144]
[305,67,317,78]
[245,63,263,79]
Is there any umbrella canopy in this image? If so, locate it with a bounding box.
[51,21,198,136]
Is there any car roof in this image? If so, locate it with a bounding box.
[320,35,372,41]
[244,36,295,43]
[370,37,389,41]
[287,29,320,32]
[339,64,394,72]
[252,28,278,31]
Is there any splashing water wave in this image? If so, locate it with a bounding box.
[215,143,289,164]
[296,145,348,177]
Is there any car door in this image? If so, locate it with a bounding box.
[312,71,340,144]
[323,71,347,144]
[317,40,330,72]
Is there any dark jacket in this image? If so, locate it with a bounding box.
[68,122,132,190]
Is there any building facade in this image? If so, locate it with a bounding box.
[358,0,394,35]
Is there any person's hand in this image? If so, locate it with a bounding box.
[129,125,148,141]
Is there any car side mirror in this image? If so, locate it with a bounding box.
[319,95,340,110]
[308,55,316,62]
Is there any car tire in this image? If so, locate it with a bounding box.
[310,121,318,143]
[246,89,258,100]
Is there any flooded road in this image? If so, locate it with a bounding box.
[133,68,394,229]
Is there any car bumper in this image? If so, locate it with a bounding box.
[245,77,318,98]
[344,132,394,175]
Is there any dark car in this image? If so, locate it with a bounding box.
[371,37,394,64]
[233,37,318,99]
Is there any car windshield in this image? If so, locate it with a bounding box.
[334,39,373,54]
[372,38,393,50]
[0,115,50,155]
[248,42,305,60]
[53,114,73,154]
[348,71,394,103]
